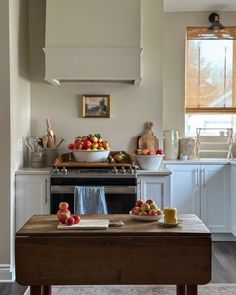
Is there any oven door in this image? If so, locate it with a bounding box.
[50,185,137,214]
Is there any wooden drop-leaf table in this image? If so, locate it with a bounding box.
[15,214,211,295]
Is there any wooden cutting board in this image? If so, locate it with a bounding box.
[54,151,135,168]
[57,219,110,230]
[138,122,159,151]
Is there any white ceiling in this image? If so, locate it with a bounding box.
[164,0,236,12]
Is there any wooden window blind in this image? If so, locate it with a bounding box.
[185,27,236,113]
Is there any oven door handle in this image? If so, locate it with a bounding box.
[50,185,136,195]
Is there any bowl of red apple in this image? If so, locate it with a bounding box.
[134,148,164,170]
[129,199,163,221]
[68,134,110,162]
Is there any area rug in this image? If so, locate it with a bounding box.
[49,284,236,295]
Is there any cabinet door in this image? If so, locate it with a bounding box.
[166,165,201,216]
[15,174,50,231]
[137,176,170,209]
[231,164,236,236]
[201,165,230,233]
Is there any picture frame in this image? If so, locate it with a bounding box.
[82,95,111,118]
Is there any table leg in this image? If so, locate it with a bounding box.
[42,285,52,295]
[30,286,42,295]
[176,285,186,295]
[186,285,197,295]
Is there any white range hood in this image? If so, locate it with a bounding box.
[44,0,142,85]
[43,47,143,85]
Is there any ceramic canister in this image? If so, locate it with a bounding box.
[31,151,45,168]
[163,130,179,160]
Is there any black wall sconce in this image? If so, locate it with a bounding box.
[208,12,225,32]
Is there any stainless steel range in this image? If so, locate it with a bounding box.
[50,166,137,214]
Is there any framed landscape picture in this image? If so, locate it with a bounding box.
[82,95,111,118]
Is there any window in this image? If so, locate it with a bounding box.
[185,27,236,136]
[185,114,236,136]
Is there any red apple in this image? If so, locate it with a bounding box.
[148,209,158,216]
[59,202,69,210]
[83,140,92,149]
[131,207,141,215]
[72,215,81,224]
[142,149,149,155]
[81,136,88,142]
[58,211,71,224]
[68,143,75,150]
[65,216,75,226]
[135,199,144,207]
[148,150,156,155]
[56,209,71,220]
[156,149,164,155]
[74,139,83,150]
[146,199,154,205]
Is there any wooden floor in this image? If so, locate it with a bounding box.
[0,242,236,295]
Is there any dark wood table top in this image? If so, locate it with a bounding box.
[16,214,210,237]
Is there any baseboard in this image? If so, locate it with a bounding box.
[231,228,236,237]
[23,287,30,295]
[0,264,14,282]
[212,233,236,241]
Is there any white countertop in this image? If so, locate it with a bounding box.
[15,159,236,175]
[164,158,232,165]
[15,167,51,175]
[136,166,171,176]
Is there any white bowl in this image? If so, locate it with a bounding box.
[129,211,164,222]
[72,150,110,162]
[135,154,164,170]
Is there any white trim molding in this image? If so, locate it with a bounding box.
[164,0,236,12]
[0,264,14,282]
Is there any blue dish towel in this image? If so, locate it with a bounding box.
[74,186,108,214]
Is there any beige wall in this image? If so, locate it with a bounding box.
[9,0,31,277]
[30,0,164,154]
[0,0,30,280]
[46,0,140,48]
[0,0,11,268]
[163,11,236,136]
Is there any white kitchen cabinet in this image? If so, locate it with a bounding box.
[15,173,50,231]
[231,163,236,237]
[166,164,230,233]
[166,165,200,216]
[137,175,171,209]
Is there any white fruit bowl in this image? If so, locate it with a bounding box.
[129,211,163,221]
[134,154,164,170]
[72,150,110,162]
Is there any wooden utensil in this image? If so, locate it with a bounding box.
[42,135,49,149]
[45,118,56,148]
[138,122,159,151]
[47,135,55,148]
[46,118,54,138]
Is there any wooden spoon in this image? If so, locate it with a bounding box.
[46,118,54,138]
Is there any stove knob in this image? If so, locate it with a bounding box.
[61,166,68,174]
[128,167,134,174]
[121,167,126,174]
[53,166,60,174]
[112,167,118,174]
